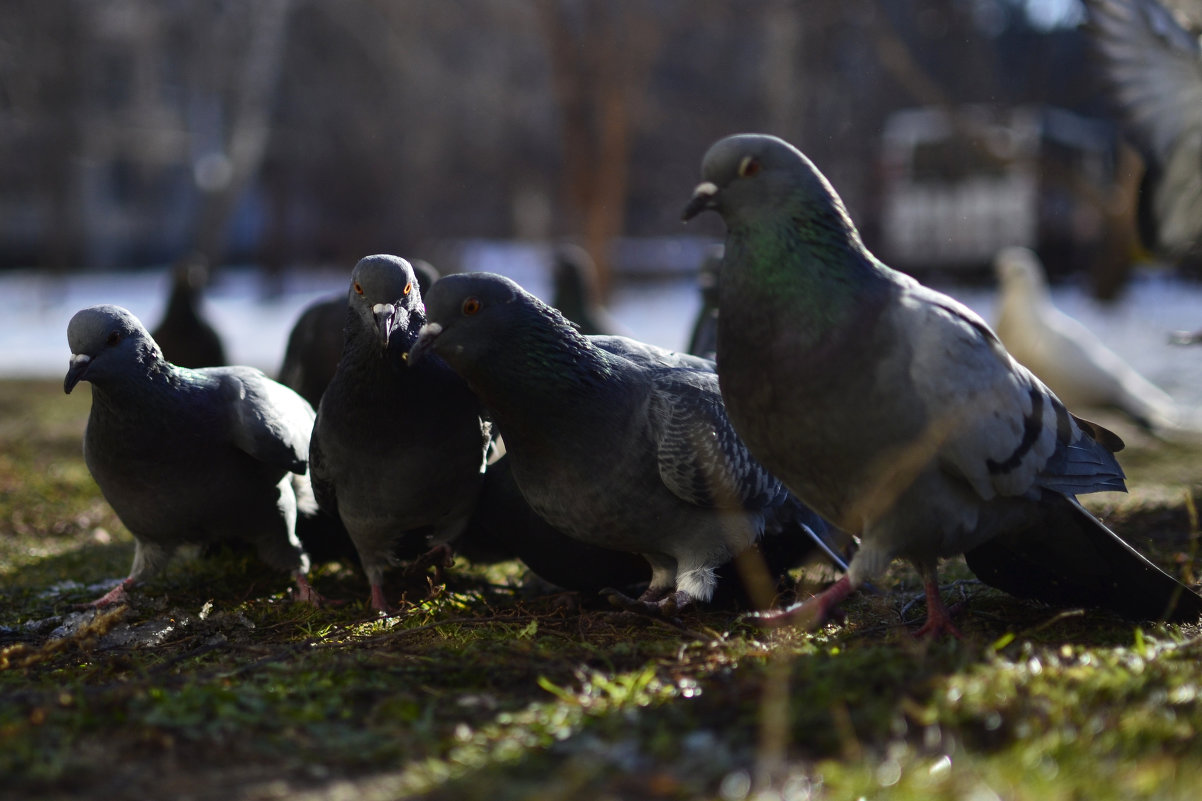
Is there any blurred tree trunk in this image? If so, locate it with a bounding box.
[190,0,293,275]
[535,0,660,299]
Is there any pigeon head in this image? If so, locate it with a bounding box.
[407,272,529,370]
[65,305,162,394]
[994,246,1049,299]
[347,255,423,349]
[683,134,862,241]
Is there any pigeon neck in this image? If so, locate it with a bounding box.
[724,211,888,335]
[466,321,614,424]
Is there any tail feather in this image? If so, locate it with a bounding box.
[965,494,1202,623]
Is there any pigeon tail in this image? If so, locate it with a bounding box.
[965,494,1202,623]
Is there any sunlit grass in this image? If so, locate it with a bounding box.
[2,379,1202,801]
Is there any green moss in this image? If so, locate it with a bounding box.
[3,379,1202,800]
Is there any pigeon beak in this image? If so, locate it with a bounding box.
[64,353,91,394]
[407,322,443,367]
[682,181,719,221]
[373,303,397,348]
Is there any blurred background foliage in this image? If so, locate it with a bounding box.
[0,0,1190,297]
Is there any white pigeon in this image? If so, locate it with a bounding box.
[993,246,1180,432]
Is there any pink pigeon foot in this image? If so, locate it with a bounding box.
[751,575,854,629]
[292,571,328,607]
[601,587,692,619]
[911,576,963,639]
[79,577,136,609]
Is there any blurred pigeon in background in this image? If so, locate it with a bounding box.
[64,304,323,607]
[683,133,1202,636]
[309,255,489,613]
[686,244,723,360]
[278,258,440,406]
[150,252,227,368]
[993,246,1180,432]
[1084,0,1202,262]
[551,243,622,336]
[410,272,846,616]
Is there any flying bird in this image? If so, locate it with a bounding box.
[1084,0,1202,261]
[993,245,1179,432]
[409,271,846,616]
[309,255,490,613]
[683,133,1202,636]
[65,304,323,607]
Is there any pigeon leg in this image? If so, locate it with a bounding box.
[291,571,327,607]
[81,577,137,609]
[368,583,395,615]
[751,575,854,629]
[911,570,963,640]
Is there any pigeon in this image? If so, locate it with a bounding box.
[150,253,227,368]
[309,255,490,612]
[277,295,343,408]
[1083,0,1202,261]
[683,133,1202,636]
[456,450,652,595]
[408,271,846,615]
[552,243,622,336]
[993,246,1180,432]
[64,304,323,607]
[278,259,440,407]
[686,244,723,360]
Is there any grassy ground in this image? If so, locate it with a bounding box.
[2,378,1202,801]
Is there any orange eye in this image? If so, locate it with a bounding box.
[738,156,760,177]
[462,297,481,316]
[403,282,412,296]
[353,282,364,295]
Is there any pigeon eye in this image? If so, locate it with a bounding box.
[353,282,364,295]
[106,331,121,346]
[403,282,412,296]
[462,297,481,316]
[738,156,761,178]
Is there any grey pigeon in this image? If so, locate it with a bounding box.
[309,255,489,613]
[686,244,723,360]
[409,271,846,615]
[1084,0,1202,260]
[64,304,323,607]
[278,259,440,407]
[150,253,227,368]
[456,451,651,595]
[552,243,622,336]
[683,133,1202,636]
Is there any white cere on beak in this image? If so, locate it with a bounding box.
[69,353,91,368]
[418,322,443,338]
[692,181,718,198]
[373,303,395,316]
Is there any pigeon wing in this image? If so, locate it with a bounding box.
[648,368,786,512]
[217,369,314,475]
[898,285,1126,502]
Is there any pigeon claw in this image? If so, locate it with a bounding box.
[749,575,853,630]
[77,577,135,610]
[911,579,964,640]
[291,572,329,607]
[601,587,690,621]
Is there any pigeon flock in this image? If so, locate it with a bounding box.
[61,128,1202,637]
